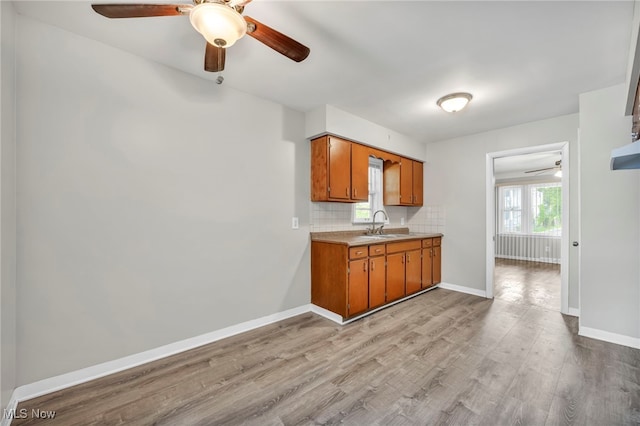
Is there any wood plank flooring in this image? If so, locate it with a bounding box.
[494,258,561,312]
[13,288,640,425]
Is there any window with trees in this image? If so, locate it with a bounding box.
[498,182,561,236]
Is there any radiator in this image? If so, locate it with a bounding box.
[495,234,560,264]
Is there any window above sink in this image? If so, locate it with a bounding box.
[352,157,388,225]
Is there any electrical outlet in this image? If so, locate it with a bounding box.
[292,217,299,229]
[400,217,405,225]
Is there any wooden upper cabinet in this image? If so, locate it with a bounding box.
[311,135,369,203]
[351,143,370,202]
[384,157,424,206]
[327,137,351,200]
[413,161,424,206]
[310,134,422,205]
[383,160,401,205]
[400,158,413,205]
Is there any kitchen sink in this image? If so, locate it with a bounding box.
[360,234,407,239]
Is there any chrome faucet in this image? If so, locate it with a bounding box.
[370,210,388,234]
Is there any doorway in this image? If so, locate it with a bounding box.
[486,143,570,314]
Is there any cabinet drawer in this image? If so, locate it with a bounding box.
[349,246,368,259]
[369,244,385,257]
[433,237,442,247]
[387,240,421,254]
[422,238,433,248]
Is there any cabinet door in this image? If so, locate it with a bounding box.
[328,137,351,200]
[400,158,413,205]
[405,249,422,294]
[412,161,423,206]
[351,143,369,201]
[422,247,433,288]
[348,259,369,316]
[432,246,442,284]
[386,252,406,302]
[383,160,401,205]
[369,256,386,309]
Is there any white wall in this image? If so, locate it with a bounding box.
[579,84,639,341]
[305,104,426,161]
[15,16,310,385]
[0,0,17,410]
[425,113,580,309]
[624,0,640,114]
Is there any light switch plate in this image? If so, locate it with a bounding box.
[292,217,299,229]
[400,217,405,225]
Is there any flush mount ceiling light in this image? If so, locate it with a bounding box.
[437,92,473,113]
[189,1,247,48]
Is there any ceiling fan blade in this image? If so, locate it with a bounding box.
[91,4,190,19]
[524,167,556,174]
[244,16,310,63]
[205,43,225,72]
[228,0,253,7]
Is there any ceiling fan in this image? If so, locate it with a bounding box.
[524,160,562,175]
[91,0,310,72]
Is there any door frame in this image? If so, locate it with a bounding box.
[485,142,570,314]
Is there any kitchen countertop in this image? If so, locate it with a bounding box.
[310,228,443,247]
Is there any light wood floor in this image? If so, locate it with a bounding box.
[494,258,561,311]
[14,289,640,425]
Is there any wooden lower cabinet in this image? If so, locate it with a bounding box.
[369,255,386,309]
[311,236,442,319]
[433,244,442,284]
[386,240,422,302]
[348,258,369,316]
[405,249,422,294]
[386,252,406,302]
[422,237,442,288]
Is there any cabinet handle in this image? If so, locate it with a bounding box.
[346,187,349,197]
[407,254,410,263]
[356,251,363,255]
[402,255,405,264]
[371,260,375,271]
[354,188,357,197]
[363,260,367,272]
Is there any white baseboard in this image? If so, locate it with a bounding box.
[311,287,442,325]
[8,304,311,409]
[438,282,487,298]
[567,307,580,317]
[310,304,343,324]
[1,395,19,426]
[579,326,640,349]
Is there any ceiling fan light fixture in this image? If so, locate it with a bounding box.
[189,2,247,48]
[437,92,473,113]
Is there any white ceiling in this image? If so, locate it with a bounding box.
[494,151,562,180]
[12,0,635,143]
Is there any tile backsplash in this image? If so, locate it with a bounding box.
[407,204,446,234]
[310,202,446,234]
